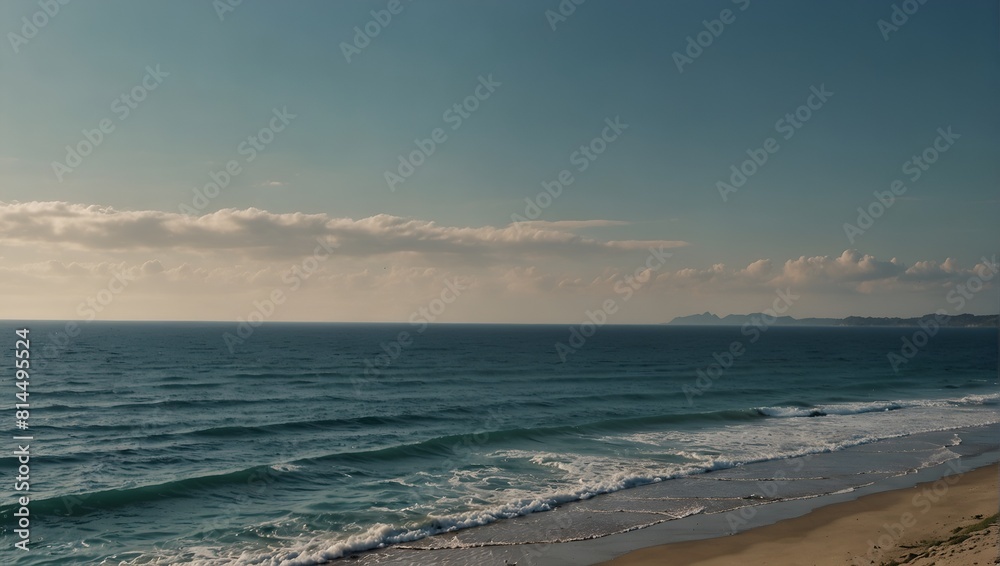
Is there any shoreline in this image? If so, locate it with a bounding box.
[600,463,999,566]
[352,425,999,565]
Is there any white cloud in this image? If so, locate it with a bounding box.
[0,201,994,322]
[257,180,287,188]
[0,201,687,260]
[774,250,905,286]
[511,219,630,230]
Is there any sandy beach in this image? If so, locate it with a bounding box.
[602,464,999,566]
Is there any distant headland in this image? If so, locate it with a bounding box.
[666,312,998,327]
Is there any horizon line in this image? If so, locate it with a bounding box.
[2,314,997,326]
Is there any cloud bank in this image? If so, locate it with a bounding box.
[0,202,994,322]
[0,201,687,259]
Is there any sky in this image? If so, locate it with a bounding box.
[1,0,998,323]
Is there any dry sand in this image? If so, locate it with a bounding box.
[601,464,998,566]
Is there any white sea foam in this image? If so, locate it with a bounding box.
[953,392,1000,405]
[755,406,825,418]
[616,395,999,476]
[755,394,1000,420]
[757,400,902,418]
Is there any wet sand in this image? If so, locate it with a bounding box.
[601,464,998,566]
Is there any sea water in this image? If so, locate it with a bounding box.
[0,322,996,565]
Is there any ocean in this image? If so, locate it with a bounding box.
[1,322,997,565]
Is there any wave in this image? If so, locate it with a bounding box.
[13,392,997,469]
[120,476,707,566]
[14,400,928,517]
[15,411,461,446]
[0,464,302,517]
[754,394,1000,419]
[164,412,452,439]
[126,422,994,566]
[953,392,1000,405]
[38,394,990,475]
[310,400,951,465]
[755,400,903,418]
[320,395,989,462]
[35,393,1000,565]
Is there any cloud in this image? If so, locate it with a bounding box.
[774,250,905,286]
[256,180,287,188]
[510,219,630,230]
[630,250,992,294]
[0,202,688,260]
[898,258,961,282]
[1,201,993,322]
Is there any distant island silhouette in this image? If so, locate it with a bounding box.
[666,312,998,327]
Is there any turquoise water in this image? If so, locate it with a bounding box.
[1,322,997,564]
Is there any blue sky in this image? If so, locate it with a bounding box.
[1,0,997,322]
